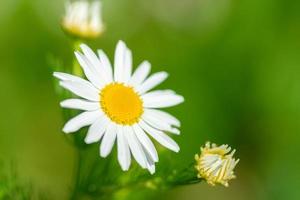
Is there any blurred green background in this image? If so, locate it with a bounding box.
[1,0,300,199]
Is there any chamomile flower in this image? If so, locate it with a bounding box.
[195,142,239,187]
[62,0,104,39]
[54,41,184,174]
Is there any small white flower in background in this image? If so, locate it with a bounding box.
[54,41,184,174]
[62,0,104,39]
[195,142,239,187]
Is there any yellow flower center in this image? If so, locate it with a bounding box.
[100,83,143,125]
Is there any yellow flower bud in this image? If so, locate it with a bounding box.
[195,142,239,187]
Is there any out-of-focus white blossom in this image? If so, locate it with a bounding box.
[62,0,104,39]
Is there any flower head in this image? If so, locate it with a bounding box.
[54,41,184,174]
[62,0,104,39]
[195,142,239,187]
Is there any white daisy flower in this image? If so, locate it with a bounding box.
[54,41,184,174]
[62,0,104,39]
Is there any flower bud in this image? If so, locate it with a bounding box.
[62,1,104,39]
[195,142,239,187]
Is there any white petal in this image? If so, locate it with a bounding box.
[147,163,155,174]
[132,124,158,162]
[100,122,117,157]
[75,52,105,88]
[97,49,113,82]
[54,72,99,101]
[73,2,88,25]
[53,72,84,82]
[54,71,100,100]
[60,99,99,111]
[90,1,102,31]
[129,61,151,87]
[80,44,100,67]
[63,110,100,133]
[136,72,168,94]
[144,150,156,174]
[114,41,126,82]
[59,80,99,101]
[124,126,147,168]
[141,90,175,100]
[138,120,180,152]
[142,112,180,135]
[84,115,109,144]
[123,49,132,84]
[142,93,184,108]
[80,44,110,84]
[117,126,131,171]
[144,109,180,127]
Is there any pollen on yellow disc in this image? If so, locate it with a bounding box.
[100,83,143,125]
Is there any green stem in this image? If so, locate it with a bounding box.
[166,162,201,186]
[70,149,82,200]
[69,40,85,200]
[72,40,83,76]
